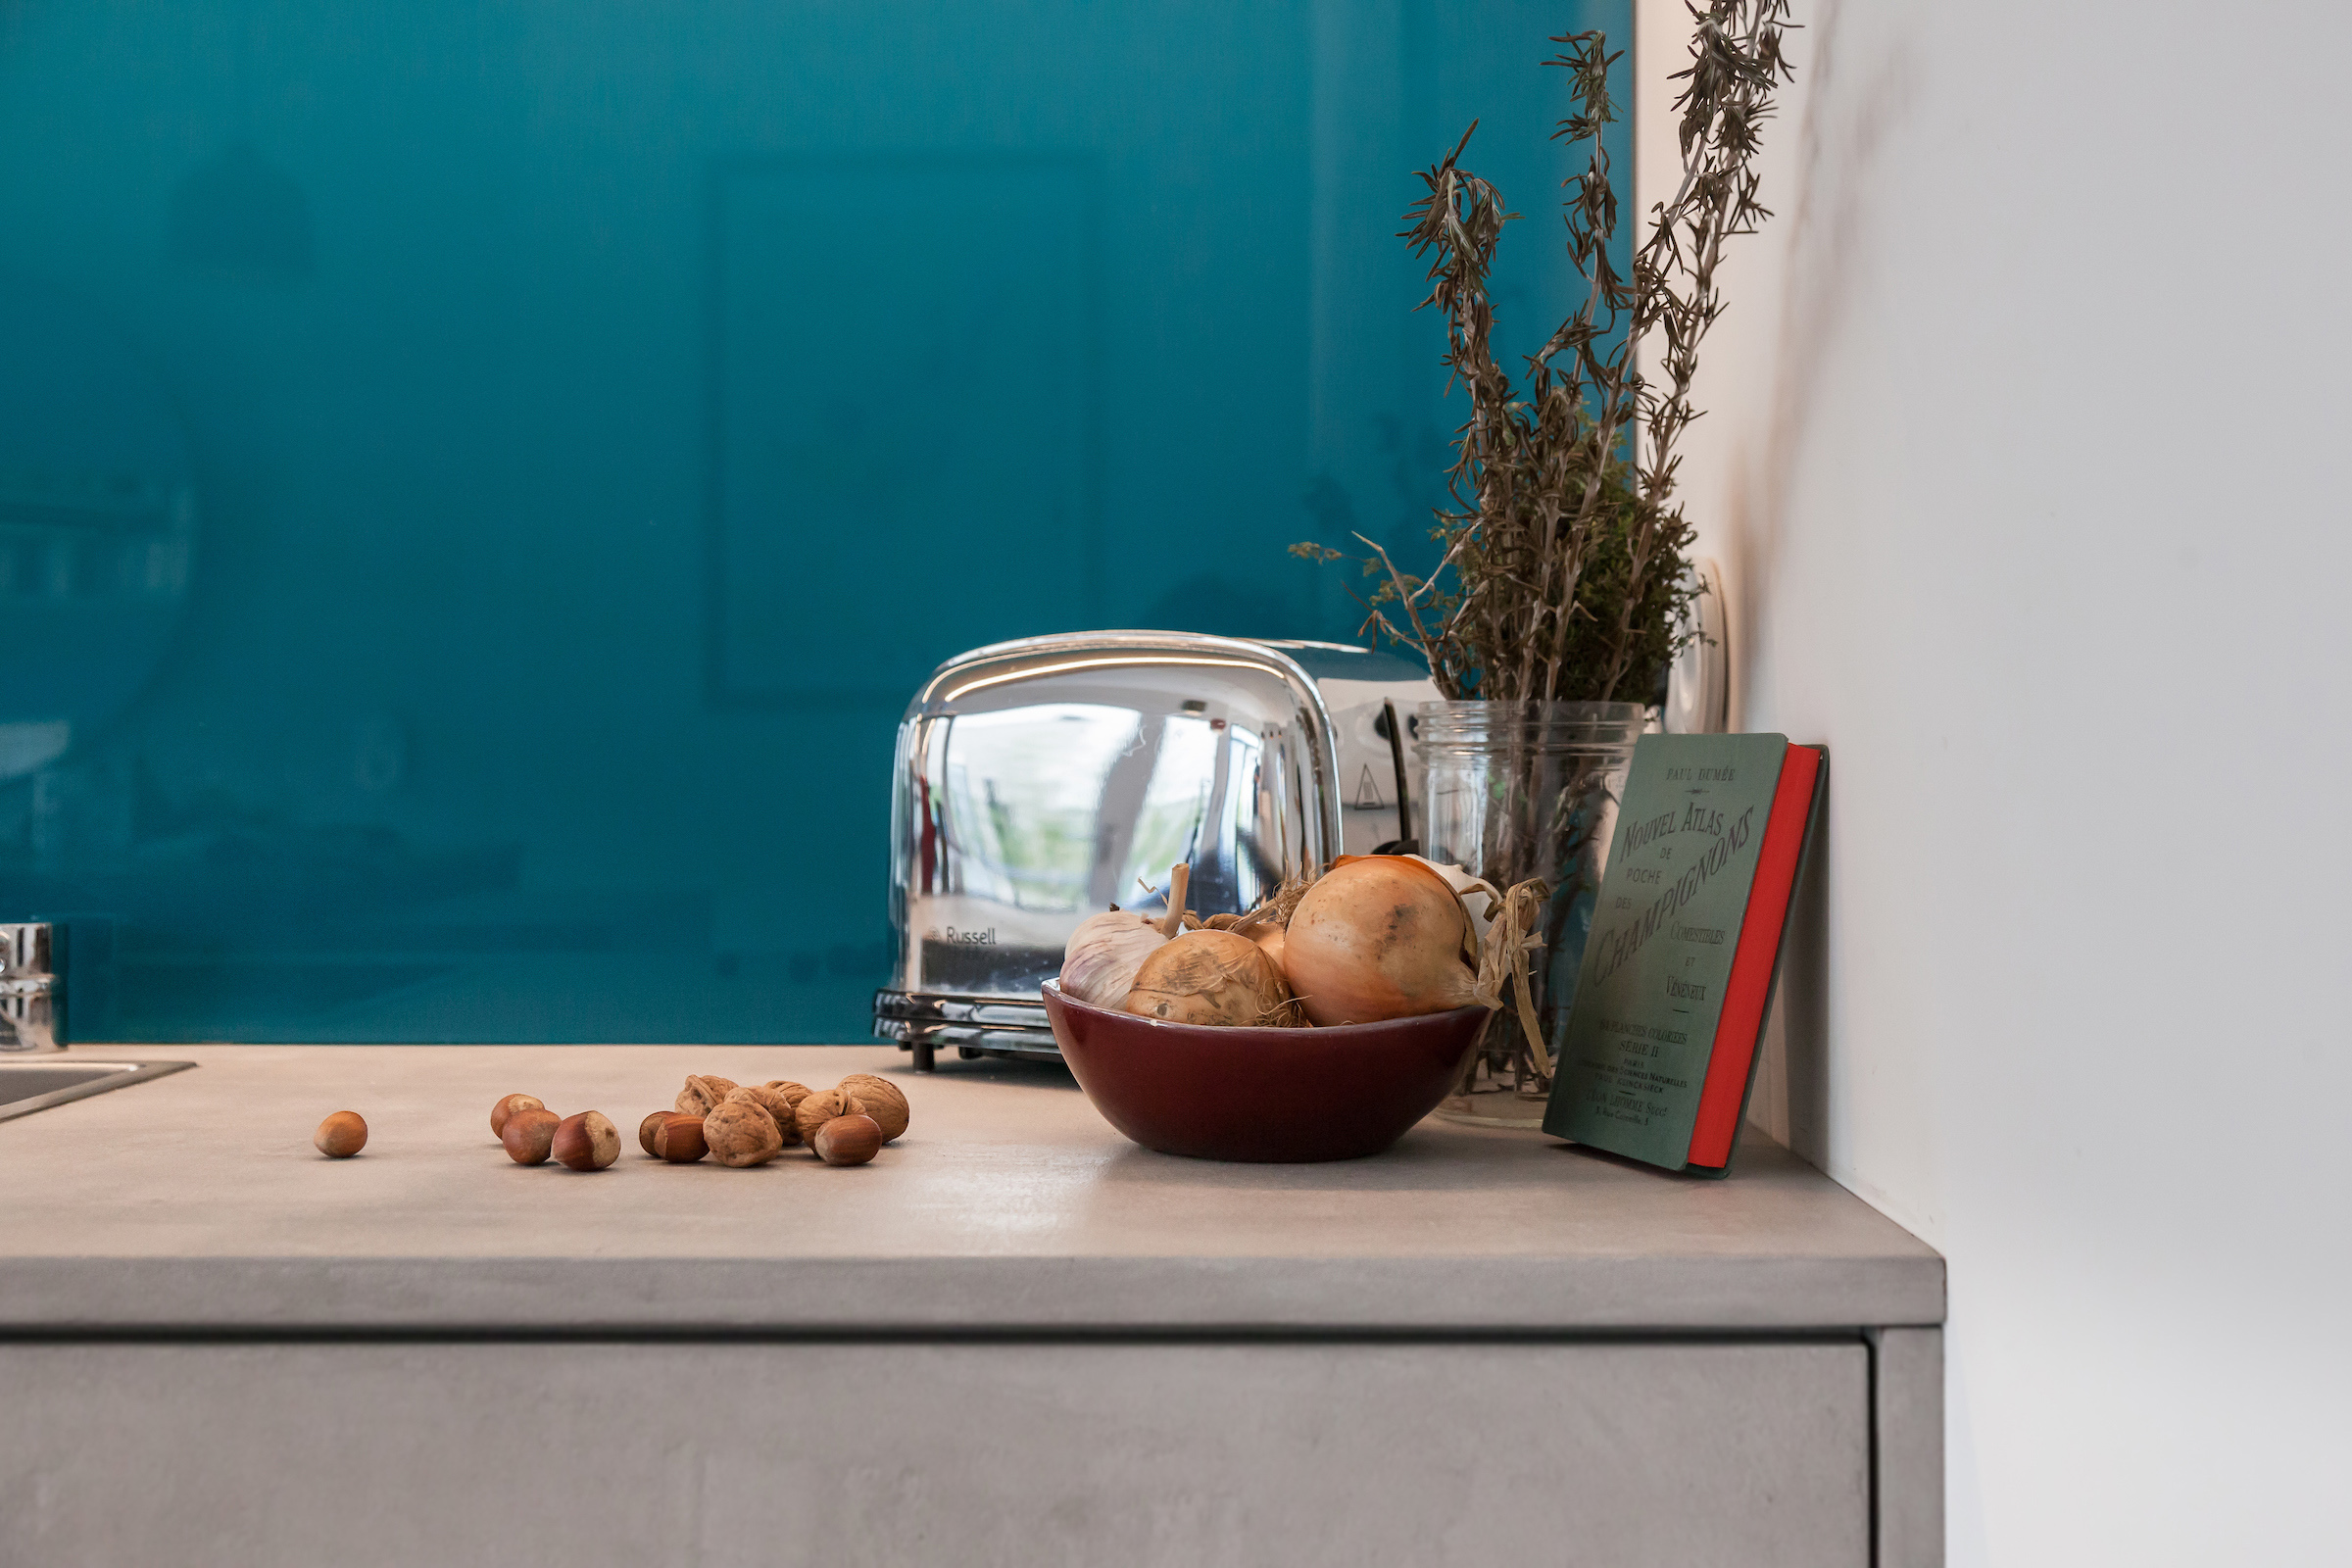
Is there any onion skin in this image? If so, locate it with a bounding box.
[1282,856,1481,1025]
[1405,856,1503,944]
[1123,930,1300,1027]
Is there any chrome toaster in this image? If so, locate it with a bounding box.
[872,631,1440,1067]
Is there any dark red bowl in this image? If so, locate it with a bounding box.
[1041,979,1491,1162]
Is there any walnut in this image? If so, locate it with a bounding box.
[792,1088,868,1149]
[703,1099,783,1167]
[674,1074,736,1116]
[760,1082,813,1136]
[721,1085,803,1146]
[834,1074,909,1142]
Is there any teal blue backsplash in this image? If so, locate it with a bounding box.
[1,1,1630,1041]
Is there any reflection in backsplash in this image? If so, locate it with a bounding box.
[167,143,317,287]
[0,1,1626,1041]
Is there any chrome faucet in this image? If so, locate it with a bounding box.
[0,924,62,1051]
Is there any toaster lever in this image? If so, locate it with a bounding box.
[1372,699,1418,856]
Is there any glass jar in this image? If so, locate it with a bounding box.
[1415,700,1645,1128]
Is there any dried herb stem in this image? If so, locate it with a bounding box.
[1295,3,1793,707]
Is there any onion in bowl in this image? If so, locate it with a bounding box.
[1281,855,1483,1026]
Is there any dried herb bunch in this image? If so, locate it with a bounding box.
[1297,4,1793,704]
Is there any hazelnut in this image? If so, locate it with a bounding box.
[490,1094,546,1140]
[703,1099,783,1167]
[811,1113,882,1167]
[835,1074,909,1142]
[553,1110,620,1171]
[792,1088,867,1149]
[314,1110,368,1158]
[638,1110,671,1156]
[674,1074,737,1116]
[501,1106,561,1165]
[723,1085,801,1145]
[654,1114,708,1163]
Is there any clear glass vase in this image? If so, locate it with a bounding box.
[1416,700,1645,1129]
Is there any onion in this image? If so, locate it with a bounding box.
[1405,856,1504,945]
[1281,855,1482,1025]
[1060,864,1189,1007]
[1122,929,1300,1027]
[1243,920,1287,973]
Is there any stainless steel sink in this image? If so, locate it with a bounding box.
[0,1059,195,1122]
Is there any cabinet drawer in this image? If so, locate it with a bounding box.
[0,1339,1867,1566]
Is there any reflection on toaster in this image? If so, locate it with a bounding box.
[874,632,1438,1066]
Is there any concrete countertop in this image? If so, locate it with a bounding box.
[0,1045,1941,1334]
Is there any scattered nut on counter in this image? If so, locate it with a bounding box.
[811,1113,882,1166]
[673,1074,736,1116]
[552,1110,620,1171]
[723,1085,802,1145]
[792,1087,867,1148]
[703,1099,782,1166]
[653,1113,708,1163]
[314,1110,368,1157]
[637,1110,671,1156]
[501,1106,561,1165]
[453,1072,907,1175]
[489,1093,545,1140]
[835,1074,909,1142]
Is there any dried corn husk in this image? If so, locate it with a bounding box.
[1472,877,1553,1071]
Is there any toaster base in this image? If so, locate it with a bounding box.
[872,993,1065,1071]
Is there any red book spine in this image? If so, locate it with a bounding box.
[1685,744,1821,1169]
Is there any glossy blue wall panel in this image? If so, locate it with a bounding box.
[712,156,1100,705]
[0,1,1631,1041]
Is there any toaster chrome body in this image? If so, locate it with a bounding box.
[873,631,1439,1066]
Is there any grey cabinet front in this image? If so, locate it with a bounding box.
[0,1339,1867,1566]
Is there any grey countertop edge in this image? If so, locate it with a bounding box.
[0,1253,1946,1335]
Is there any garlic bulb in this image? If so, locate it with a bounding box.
[1059,911,1170,1007]
[1058,863,1190,1007]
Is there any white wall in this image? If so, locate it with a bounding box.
[1636,1,2352,1561]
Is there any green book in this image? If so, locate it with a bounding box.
[1542,733,1826,1175]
